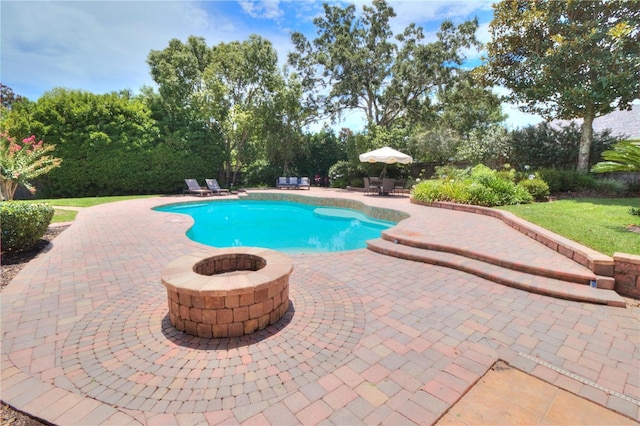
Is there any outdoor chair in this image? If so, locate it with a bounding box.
[205,179,230,195]
[184,179,213,197]
[382,178,395,195]
[394,179,407,195]
[297,177,311,190]
[363,177,379,195]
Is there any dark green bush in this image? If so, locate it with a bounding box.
[0,202,54,252]
[518,178,550,201]
[536,168,597,193]
[593,178,629,196]
[350,177,364,188]
[508,122,618,170]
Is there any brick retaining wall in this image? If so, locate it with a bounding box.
[613,252,640,300]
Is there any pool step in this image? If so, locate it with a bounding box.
[367,238,626,307]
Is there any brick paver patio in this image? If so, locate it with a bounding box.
[2,188,638,425]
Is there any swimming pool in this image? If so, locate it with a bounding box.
[155,200,395,253]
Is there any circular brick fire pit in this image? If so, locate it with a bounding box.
[161,247,293,338]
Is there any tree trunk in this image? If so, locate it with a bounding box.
[0,178,17,201]
[577,109,594,173]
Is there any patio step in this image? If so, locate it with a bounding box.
[367,238,626,307]
[379,230,604,287]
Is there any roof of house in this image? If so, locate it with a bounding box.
[552,103,640,140]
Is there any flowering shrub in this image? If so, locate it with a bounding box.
[328,160,353,188]
[0,202,54,251]
[0,133,62,200]
[412,164,534,207]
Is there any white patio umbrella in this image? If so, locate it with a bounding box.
[359,146,412,178]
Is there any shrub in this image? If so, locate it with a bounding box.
[536,168,597,193]
[350,177,364,188]
[412,179,445,202]
[592,178,629,196]
[244,160,282,187]
[456,125,511,167]
[0,202,53,252]
[518,178,550,201]
[412,164,533,207]
[508,122,618,170]
[328,161,353,188]
[466,182,499,206]
[433,164,471,180]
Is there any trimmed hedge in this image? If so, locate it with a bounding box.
[0,202,54,252]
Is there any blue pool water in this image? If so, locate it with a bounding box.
[155,200,394,253]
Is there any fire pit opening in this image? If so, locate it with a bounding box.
[193,254,267,276]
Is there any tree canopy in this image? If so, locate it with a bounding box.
[147,35,302,184]
[288,0,482,130]
[482,0,640,172]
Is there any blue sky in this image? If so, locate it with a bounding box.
[1,0,543,130]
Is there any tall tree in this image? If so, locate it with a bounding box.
[482,0,640,172]
[261,73,307,175]
[1,83,25,109]
[438,73,506,138]
[146,36,224,176]
[148,35,288,185]
[207,35,283,185]
[288,0,480,129]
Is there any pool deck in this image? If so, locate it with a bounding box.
[1,188,639,425]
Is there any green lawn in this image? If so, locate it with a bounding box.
[498,197,640,256]
[22,194,160,208]
[52,208,78,223]
[14,195,160,223]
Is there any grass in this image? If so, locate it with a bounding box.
[13,195,160,223]
[498,197,640,256]
[22,194,159,208]
[52,208,78,223]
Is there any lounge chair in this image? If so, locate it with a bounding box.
[184,179,213,197]
[297,177,311,190]
[205,179,230,195]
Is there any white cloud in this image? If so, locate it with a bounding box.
[387,0,493,33]
[1,1,236,99]
[238,0,284,19]
[2,0,510,133]
[502,105,544,130]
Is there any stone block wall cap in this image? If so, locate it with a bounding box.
[247,271,272,289]
[613,252,640,264]
[225,275,255,294]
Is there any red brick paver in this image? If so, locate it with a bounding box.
[2,189,638,425]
